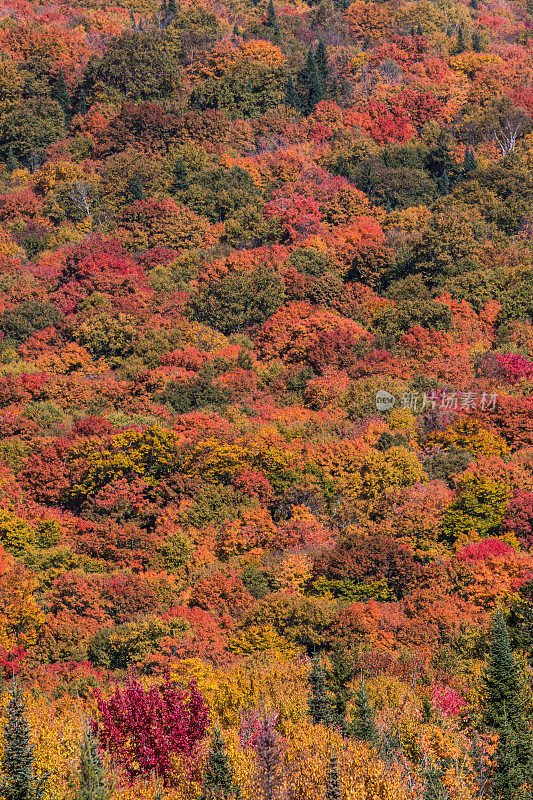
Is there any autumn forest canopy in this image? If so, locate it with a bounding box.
[0,0,531,795]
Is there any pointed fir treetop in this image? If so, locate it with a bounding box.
[308,654,335,727]
[437,169,450,195]
[482,611,528,732]
[315,39,329,87]
[130,175,145,201]
[285,73,300,109]
[329,645,355,724]
[77,88,88,116]
[201,726,239,800]
[346,681,379,743]
[456,25,468,52]
[303,48,324,113]
[52,68,70,113]
[74,726,111,800]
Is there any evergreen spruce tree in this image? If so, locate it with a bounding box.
[410,25,416,36]
[52,68,70,115]
[482,612,533,799]
[285,74,300,109]
[325,753,341,800]
[472,31,481,51]
[130,8,137,29]
[129,176,145,201]
[168,0,177,15]
[266,0,280,41]
[6,147,17,175]
[437,169,450,195]
[483,612,528,731]
[328,646,355,725]
[470,0,478,8]
[491,713,529,800]
[74,726,111,800]
[346,681,378,743]
[302,49,323,113]
[456,26,467,52]
[0,681,48,800]
[200,727,239,800]
[77,88,88,116]
[170,157,188,193]
[417,20,423,35]
[315,39,329,92]
[308,655,335,726]
[464,146,477,172]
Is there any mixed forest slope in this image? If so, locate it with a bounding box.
[0,0,531,795]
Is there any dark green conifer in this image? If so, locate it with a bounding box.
[74,726,111,800]
[130,9,137,29]
[200,727,239,800]
[464,145,477,172]
[417,20,423,35]
[285,73,300,109]
[170,157,189,193]
[6,147,17,174]
[303,48,323,113]
[491,714,530,800]
[470,0,478,9]
[456,25,467,52]
[472,31,481,51]
[308,655,335,726]
[346,681,378,743]
[129,176,145,201]
[267,0,277,26]
[0,681,48,800]
[168,0,177,15]
[77,88,88,116]
[265,0,280,40]
[329,646,355,725]
[52,68,70,114]
[483,612,527,731]
[437,169,450,195]
[325,753,341,800]
[410,25,415,36]
[315,39,329,90]
[482,612,533,799]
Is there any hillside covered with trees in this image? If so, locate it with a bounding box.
[0,0,531,795]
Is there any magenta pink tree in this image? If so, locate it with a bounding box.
[93,674,209,784]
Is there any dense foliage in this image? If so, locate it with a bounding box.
[0,0,531,795]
